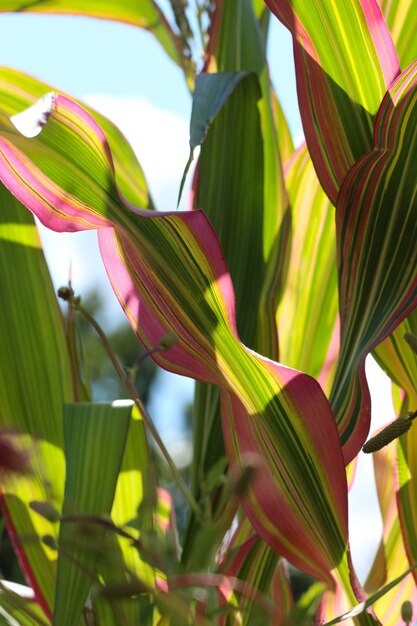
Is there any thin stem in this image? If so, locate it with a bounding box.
[69,297,202,520]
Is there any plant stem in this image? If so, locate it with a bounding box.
[71,298,202,520]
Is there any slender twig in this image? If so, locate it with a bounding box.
[59,289,202,520]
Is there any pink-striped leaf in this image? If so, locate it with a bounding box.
[0,93,359,601]
[378,0,417,70]
[329,61,417,463]
[265,0,400,202]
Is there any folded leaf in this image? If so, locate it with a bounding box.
[265,0,399,202]
[0,94,354,593]
[329,61,417,462]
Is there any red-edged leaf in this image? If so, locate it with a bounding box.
[329,61,417,463]
[265,0,399,202]
[0,94,362,601]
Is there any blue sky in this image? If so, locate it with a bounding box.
[0,7,392,584]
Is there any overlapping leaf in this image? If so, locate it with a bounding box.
[373,310,417,587]
[0,93,357,601]
[265,0,400,202]
[0,185,72,617]
[378,0,417,70]
[277,144,338,391]
[364,442,417,626]
[328,61,417,463]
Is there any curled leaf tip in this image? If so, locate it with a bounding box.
[11,91,55,138]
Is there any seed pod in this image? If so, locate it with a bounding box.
[362,417,413,453]
[401,600,413,624]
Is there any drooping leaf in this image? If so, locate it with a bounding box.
[265,0,400,202]
[0,66,153,209]
[329,61,417,463]
[0,94,360,603]
[0,1,193,86]
[53,401,133,626]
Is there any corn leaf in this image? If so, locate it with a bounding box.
[363,443,417,625]
[0,582,48,626]
[265,0,400,202]
[378,0,417,70]
[277,144,338,390]
[0,184,74,617]
[371,312,417,593]
[53,401,132,626]
[0,94,358,596]
[329,61,417,463]
[185,0,289,567]
[0,67,152,209]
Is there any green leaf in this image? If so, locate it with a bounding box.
[0,186,74,616]
[53,401,133,626]
[0,582,48,626]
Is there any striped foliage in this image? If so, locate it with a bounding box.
[364,442,417,626]
[264,0,400,202]
[0,94,358,599]
[198,0,288,357]
[0,185,73,618]
[0,66,153,209]
[185,0,289,568]
[378,0,417,70]
[219,517,293,625]
[329,61,417,463]
[54,402,133,626]
[277,143,338,392]
[373,311,417,589]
